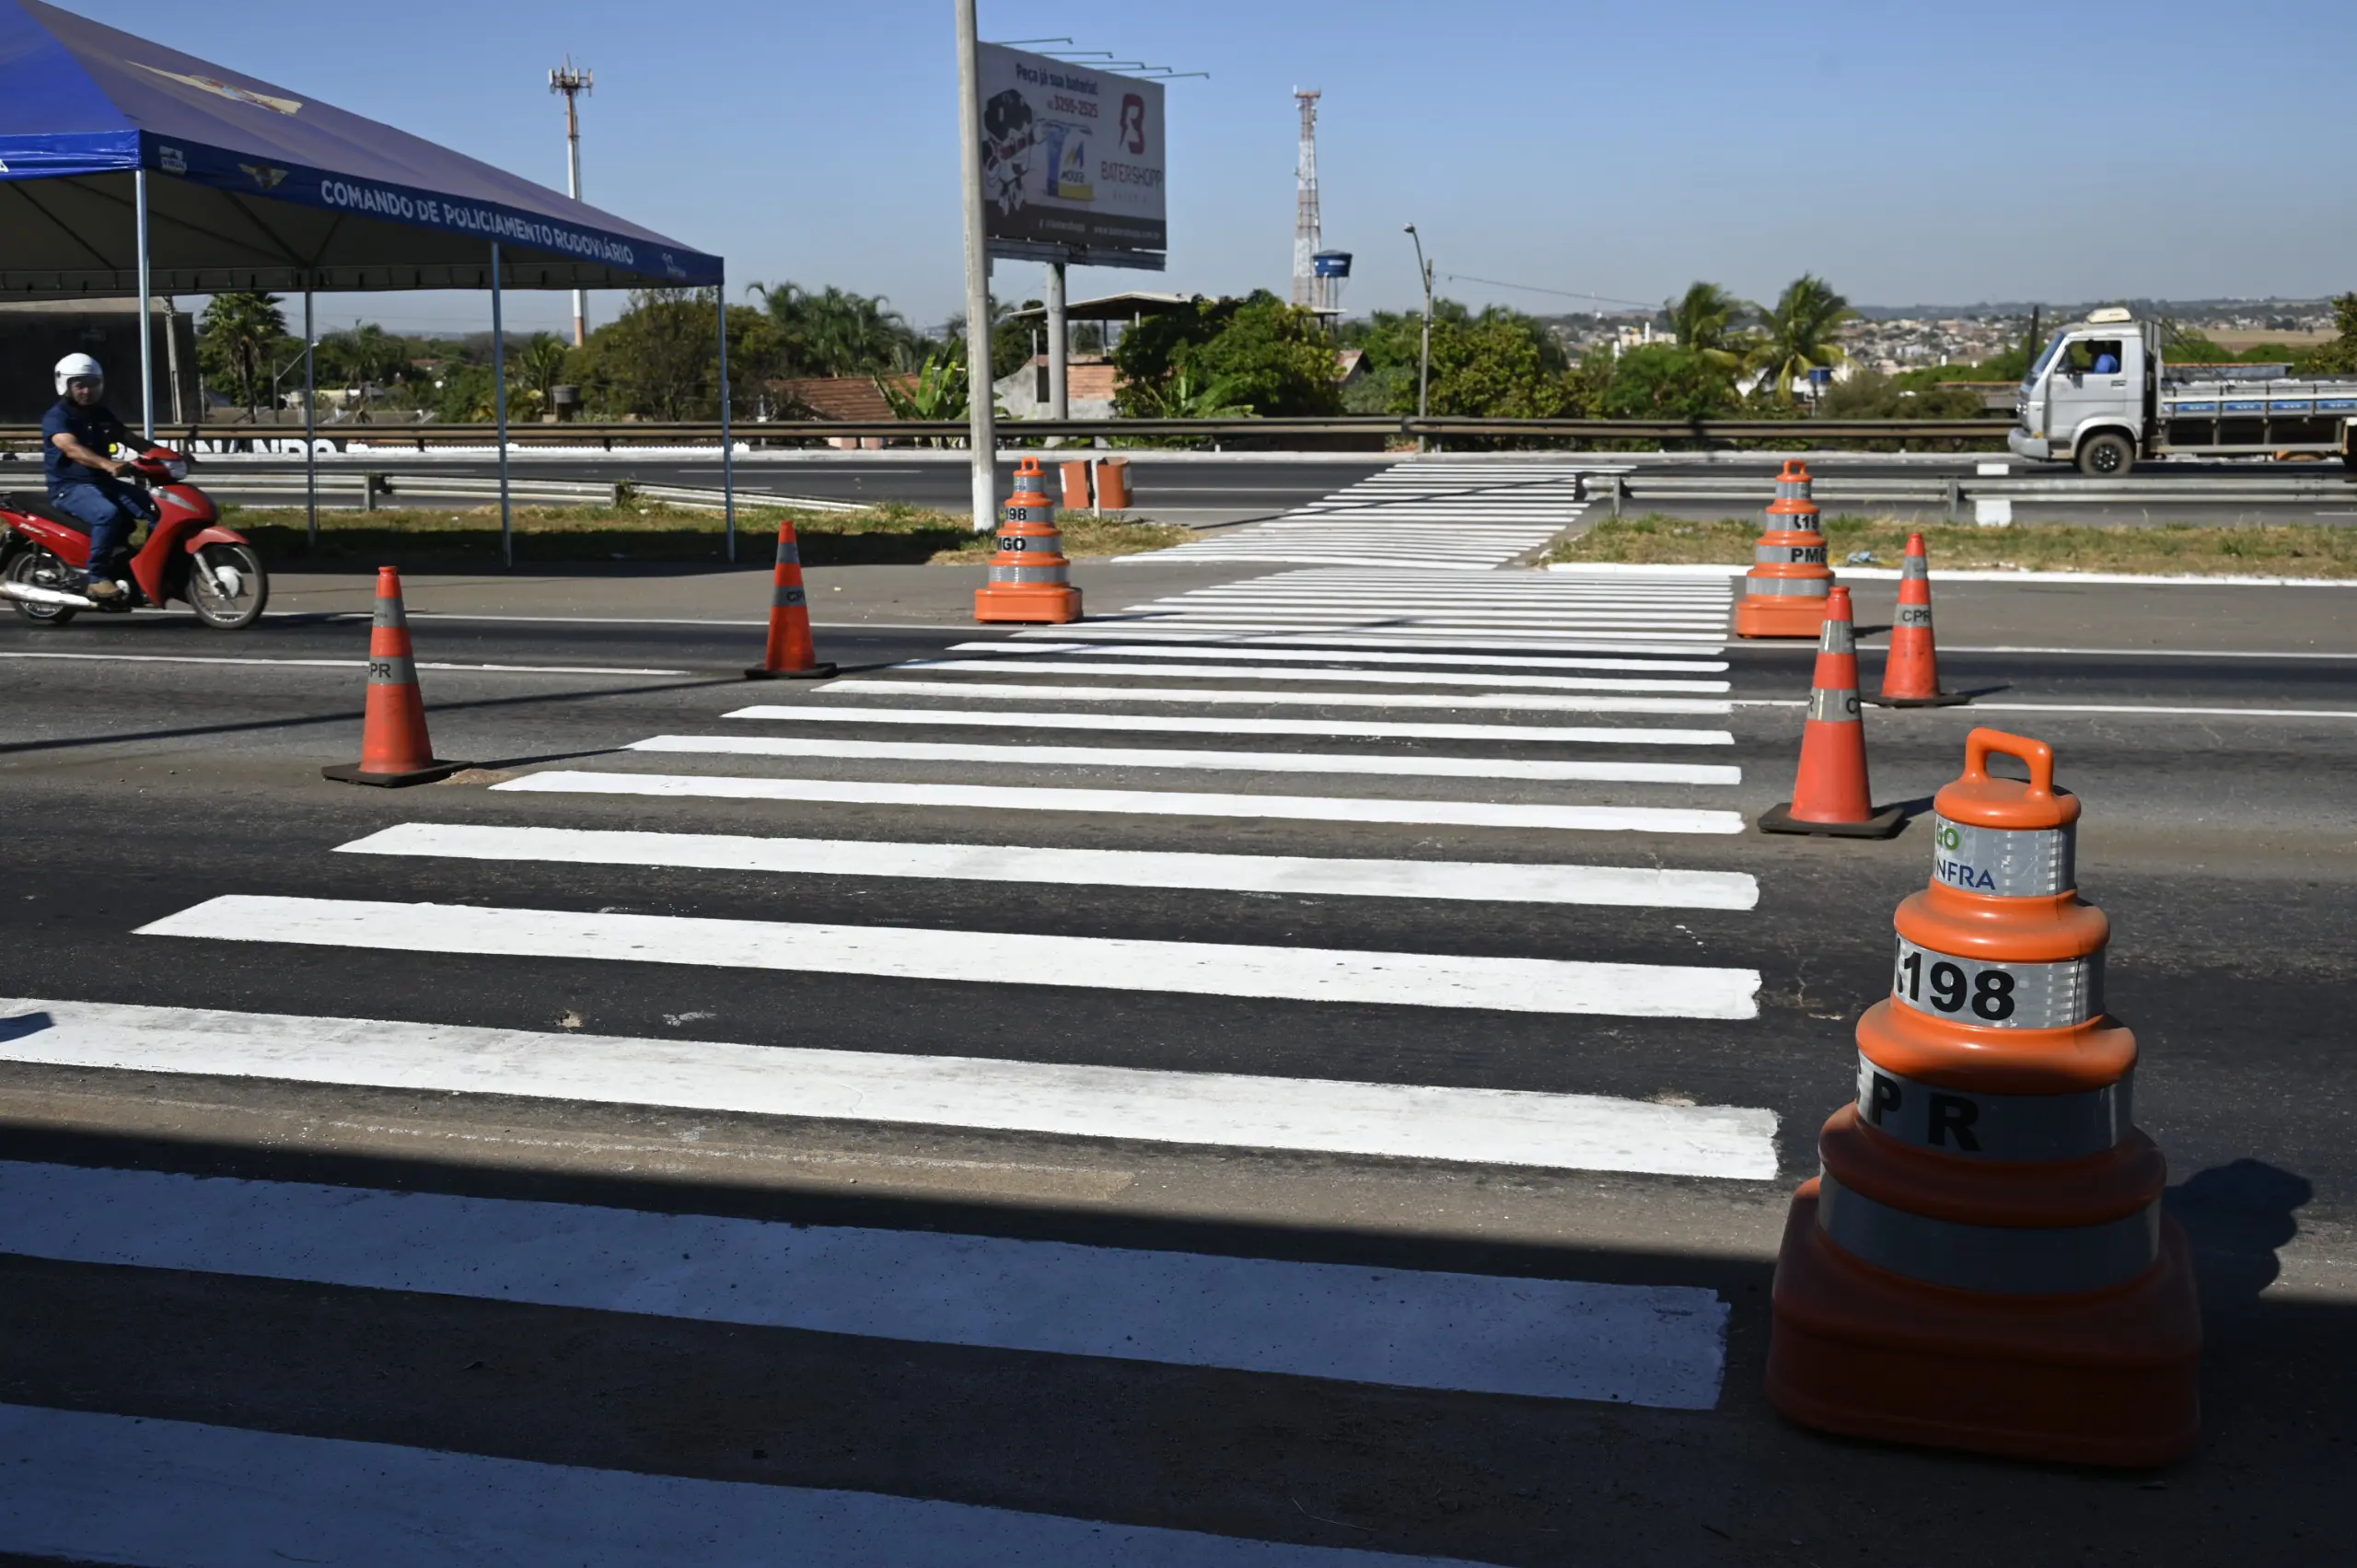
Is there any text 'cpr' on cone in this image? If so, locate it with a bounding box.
[745,516,838,679]
[322,565,465,787]
[1759,585,1903,838]
[1868,532,1968,708]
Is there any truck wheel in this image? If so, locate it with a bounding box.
[2077,433,2134,477]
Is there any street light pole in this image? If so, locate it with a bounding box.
[955,0,998,533]
[1404,224,1433,453]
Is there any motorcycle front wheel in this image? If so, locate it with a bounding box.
[187,542,269,630]
[4,548,79,626]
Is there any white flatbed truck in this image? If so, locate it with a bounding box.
[2008,308,2357,474]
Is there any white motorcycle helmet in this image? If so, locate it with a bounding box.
[54,353,104,396]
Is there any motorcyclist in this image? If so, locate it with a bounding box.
[41,354,157,600]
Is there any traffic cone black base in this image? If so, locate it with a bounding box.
[742,662,839,681]
[1864,691,1970,709]
[321,759,466,788]
[1757,801,1905,839]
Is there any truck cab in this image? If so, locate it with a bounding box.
[2008,308,2156,475]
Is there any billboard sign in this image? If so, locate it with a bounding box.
[977,44,1166,262]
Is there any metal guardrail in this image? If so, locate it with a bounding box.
[1594,470,2356,520]
[192,472,879,517]
[0,414,2023,452]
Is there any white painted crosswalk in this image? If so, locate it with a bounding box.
[1123,459,1620,568]
[1,463,1798,1561]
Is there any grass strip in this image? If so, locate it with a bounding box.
[1547,513,2357,577]
[216,502,1190,567]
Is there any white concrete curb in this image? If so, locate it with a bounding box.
[1546,563,2357,587]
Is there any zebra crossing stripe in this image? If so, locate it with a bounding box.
[488,770,1749,833]
[623,734,1741,785]
[726,704,1738,747]
[0,996,1775,1174]
[820,679,1734,715]
[135,896,1763,1016]
[949,643,1732,673]
[895,658,1729,694]
[0,1405,1511,1568]
[339,822,1760,908]
[0,1159,1737,1400]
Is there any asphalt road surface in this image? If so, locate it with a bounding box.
[0,560,2351,1564]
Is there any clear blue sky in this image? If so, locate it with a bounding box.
[64,0,2357,335]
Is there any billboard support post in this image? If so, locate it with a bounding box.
[1045,259,1068,436]
[955,0,997,534]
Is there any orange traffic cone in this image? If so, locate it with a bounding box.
[322,566,465,787]
[1733,459,1834,639]
[1869,533,1967,707]
[1759,586,1903,838]
[744,516,838,679]
[1767,729,2201,1465]
[975,457,1082,624]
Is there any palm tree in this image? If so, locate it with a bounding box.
[517,332,571,413]
[198,290,290,418]
[1664,282,1752,369]
[1746,274,1857,401]
[751,282,921,377]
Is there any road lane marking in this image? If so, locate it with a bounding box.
[1964,701,2357,719]
[0,651,691,675]
[826,679,1733,715]
[0,997,1776,1178]
[895,659,1729,694]
[490,771,1749,834]
[136,897,1763,1017]
[625,735,1742,786]
[0,1405,1510,1564]
[727,704,1736,746]
[949,642,1732,673]
[341,822,1759,908]
[1012,627,1731,656]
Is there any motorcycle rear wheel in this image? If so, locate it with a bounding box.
[187,542,269,630]
[4,549,79,627]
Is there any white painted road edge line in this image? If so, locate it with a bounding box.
[625,734,1743,786]
[823,679,1735,715]
[493,770,1751,835]
[0,1157,1734,1406]
[0,994,1777,1179]
[340,822,1763,910]
[0,651,692,676]
[135,897,1763,1019]
[0,1405,1498,1566]
[1546,563,2357,587]
[726,704,1738,747]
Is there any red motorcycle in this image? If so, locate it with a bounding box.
[0,448,268,630]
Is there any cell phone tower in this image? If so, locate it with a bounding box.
[1292,88,1325,314]
[550,56,594,345]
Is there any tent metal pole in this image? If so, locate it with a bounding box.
[304,289,318,551]
[134,168,155,442]
[491,242,511,569]
[716,274,736,563]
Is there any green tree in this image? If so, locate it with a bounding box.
[752,282,923,377]
[1745,274,1857,401]
[876,348,972,422]
[198,290,291,418]
[2296,293,2357,376]
[1414,313,1579,418]
[572,290,719,420]
[517,332,572,415]
[1592,344,1739,421]
[1122,366,1256,419]
[1662,282,1752,370]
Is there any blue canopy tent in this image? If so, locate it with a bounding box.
[0,0,737,562]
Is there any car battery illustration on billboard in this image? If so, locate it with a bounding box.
[976,44,1165,263]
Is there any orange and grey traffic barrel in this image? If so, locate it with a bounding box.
[1765,728,2201,1466]
[323,565,465,787]
[1733,459,1834,639]
[975,457,1082,624]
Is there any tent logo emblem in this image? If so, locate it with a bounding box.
[133,63,302,117]
[240,164,289,192]
[158,146,187,175]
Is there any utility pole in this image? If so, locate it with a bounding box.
[549,57,593,346]
[955,0,998,532]
[1404,224,1433,452]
